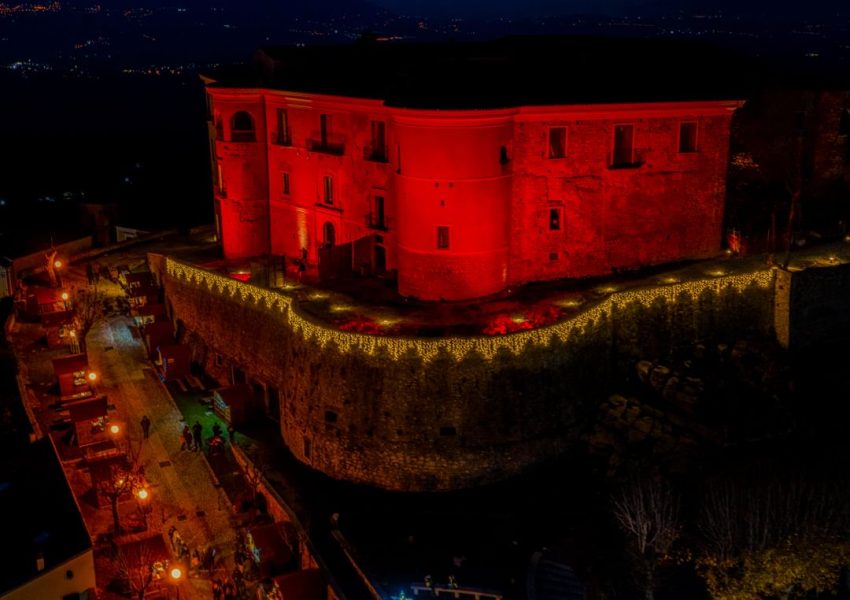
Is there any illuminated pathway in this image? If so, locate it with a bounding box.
[76,276,237,599]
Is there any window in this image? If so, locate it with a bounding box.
[370,120,387,161]
[612,124,634,166]
[320,114,330,147]
[324,410,338,424]
[548,127,567,159]
[323,175,334,205]
[282,172,290,195]
[440,426,456,437]
[323,222,335,247]
[549,207,562,231]
[275,108,290,145]
[679,122,698,153]
[230,111,255,142]
[549,252,559,261]
[500,145,510,165]
[437,226,450,249]
[370,195,385,229]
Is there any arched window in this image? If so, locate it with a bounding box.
[323,222,336,247]
[230,111,255,142]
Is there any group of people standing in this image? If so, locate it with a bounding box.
[180,419,235,453]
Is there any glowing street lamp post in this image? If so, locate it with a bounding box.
[170,565,183,600]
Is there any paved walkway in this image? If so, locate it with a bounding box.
[16,264,243,600]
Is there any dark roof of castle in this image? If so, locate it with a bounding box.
[206,36,755,109]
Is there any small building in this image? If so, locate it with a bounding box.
[41,309,76,349]
[51,353,95,401]
[25,287,67,318]
[246,522,298,579]
[67,395,110,449]
[156,344,191,381]
[213,384,254,427]
[0,438,95,600]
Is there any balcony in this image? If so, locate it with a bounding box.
[365,213,389,231]
[307,137,345,156]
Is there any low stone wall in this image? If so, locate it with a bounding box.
[162,257,775,491]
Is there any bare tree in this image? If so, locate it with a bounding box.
[74,284,105,355]
[113,535,164,600]
[613,476,680,600]
[95,437,145,535]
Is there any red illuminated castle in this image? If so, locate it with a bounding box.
[205,38,744,300]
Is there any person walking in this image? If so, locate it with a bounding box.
[181,424,193,451]
[192,420,203,453]
[140,415,151,439]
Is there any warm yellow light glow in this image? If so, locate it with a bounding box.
[54,260,62,269]
[707,269,726,277]
[595,285,618,294]
[109,424,120,435]
[61,292,69,301]
[660,276,679,284]
[88,372,97,381]
[69,331,76,337]
[166,259,775,363]
[137,488,149,500]
[554,298,583,308]
[170,567,182,581]
[309,292,329,300]
[510,314,527,324]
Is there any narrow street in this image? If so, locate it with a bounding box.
[14,265,251,600]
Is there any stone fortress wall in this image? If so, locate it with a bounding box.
[154,255,803,492]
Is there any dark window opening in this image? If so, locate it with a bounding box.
[369,120,387,161]
[231,111,255,142]
[548,127,566,159]
[282,172,290,195]
[323,176,334,205]
[324,410,338,423]
[612,124,635,166]
[215,354,223,367]
[369,195,386,229]
[437,226,450,249]
[549,252,559,261]
[275,108,291,145]
[549,208,561,231]
[500,145,510,165]
[440,426,456,437]
[323,222,336,247]
[679,122,698,153]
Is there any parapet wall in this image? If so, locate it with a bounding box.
[161,257,775,491]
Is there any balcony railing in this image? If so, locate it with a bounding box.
[307,137,345,156]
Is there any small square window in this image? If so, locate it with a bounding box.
[437,226,450,249]
[548,127,566,159]
[549,208,562,231]
[440,426,456,436]
[324,410,338,424]
[679,122,698,153]
[282,172,290,195]
[549,252,559,261]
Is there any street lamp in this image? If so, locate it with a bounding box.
[169,565,183,600]
[135,487,150,529]
[109,424,120,435]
